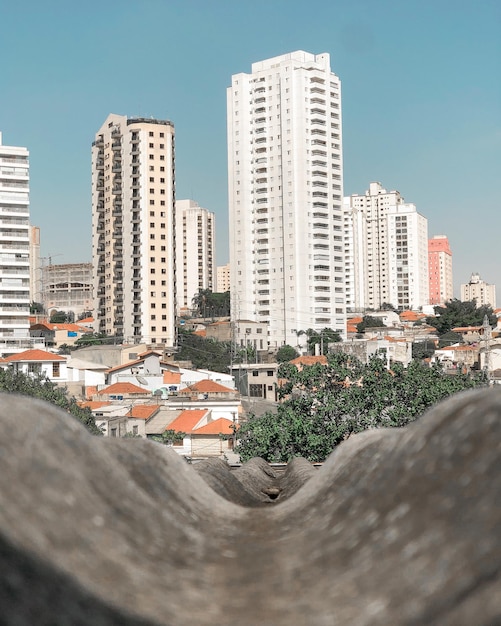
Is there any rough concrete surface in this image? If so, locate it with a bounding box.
[0,388,499,625]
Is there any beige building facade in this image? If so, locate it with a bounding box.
[461,273,496,308]
[92,114,176,346]
[216,263,230,293]
[42,262,93,317]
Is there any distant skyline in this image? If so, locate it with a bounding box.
[1,0,499,297]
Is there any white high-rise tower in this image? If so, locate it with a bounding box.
[227,51,345,350]
[344,182,429,311]
[0,132,31,353]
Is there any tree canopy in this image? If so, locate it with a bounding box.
[356,316,383,334]
[304,328,341,355]
[276,345,300,363]
[176,328,232,373]
[236,353,486,463]
[0,368,101,435]
[427,299,496,336]
[191,289,230,318]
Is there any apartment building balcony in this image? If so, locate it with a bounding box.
[92,136,104,148]
[111,162,121,172]
[131,144,140,156]
[96,159,104,169]
[312,191,328,198]
[310,108,326,116]
[96,180,104,192]
[111,141,121,151]
[112,186,122,195]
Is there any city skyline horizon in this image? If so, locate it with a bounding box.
[1,1,499,297]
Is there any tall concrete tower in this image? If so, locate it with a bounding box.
[227,51,345,350]
[92,114,176,347]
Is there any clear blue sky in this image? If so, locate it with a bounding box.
[1,0,499,297]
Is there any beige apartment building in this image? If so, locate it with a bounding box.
[461,273,496,308]
[92,114,176,346]
[216,263,230,293]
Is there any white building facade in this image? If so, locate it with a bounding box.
[92,114,176,347]
[228,51,346,349]
[175,199,215,312]
[344,182,429,311]
[0,132,31,352]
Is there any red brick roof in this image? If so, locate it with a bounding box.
[452,326,483,333]
[128,404,159,420]
[193,417,236,436]
[289,355,328,367]
[78,401,110,410]
[97,382,150,395]
[179,380,234,394]
[4,349,66,362]
[168,409,209,433]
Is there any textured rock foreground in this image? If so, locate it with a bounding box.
[0,390,500,625]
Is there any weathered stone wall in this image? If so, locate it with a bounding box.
[0,389,499,624]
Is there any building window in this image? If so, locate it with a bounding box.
[52,362,60,377]
[133,425,138,435]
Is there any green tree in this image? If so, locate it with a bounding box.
[305,328,341,355]
[412,340,436,360]
[30,301,44,314]
[438,331,463,348]
[0,368,101,435]
[356,316,383,334]
[276,344,300,363]
[427,299,496,336]
[192,289,230,318]
[176,328,232,373]
[236,353,486,462]
[151,429,185,445]
[49,310,75,324]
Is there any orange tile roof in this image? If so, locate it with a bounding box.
[128,404,159,420]
[50,323,88,332]
[193,417,236,436]
[78,401,111,410]
[438,345,477,352]
[78,317,94,324]
[399,311,427,321]
[97,382,150,395]
[168,409,208,433]
[452,326,482,332]
[179,379,234,394]
[290,355,328,366]
[163,371,181,384]
[85,385,98,399]
[4,349,66,362]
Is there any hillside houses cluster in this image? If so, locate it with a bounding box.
[2,309,501,460]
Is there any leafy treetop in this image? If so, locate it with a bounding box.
[236,352,486,463]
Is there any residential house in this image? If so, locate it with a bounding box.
[96,381,151,402]
[2,349,68,383]
[169,380,242,422]
[167,409,236,458]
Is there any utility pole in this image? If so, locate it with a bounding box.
[482,314,492,383]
